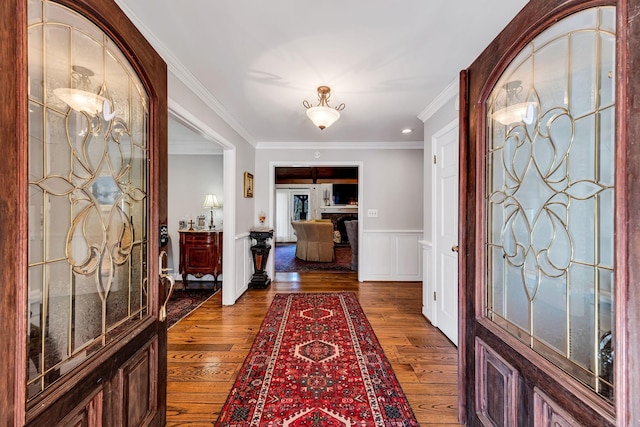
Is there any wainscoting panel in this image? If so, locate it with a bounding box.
[234,233,252,300]
[364,233,393,277]
[361,231,422,281]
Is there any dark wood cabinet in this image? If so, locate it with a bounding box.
[179,230,223,286]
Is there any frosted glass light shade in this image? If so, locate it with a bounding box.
[492,102,535,125]
[53,88,107,115]
[306,106,341,130]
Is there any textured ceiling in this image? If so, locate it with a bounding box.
[116,0,528,147]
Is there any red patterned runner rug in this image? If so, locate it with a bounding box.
[216,292,418,426]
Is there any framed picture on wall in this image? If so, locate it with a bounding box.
[244,172,254,198]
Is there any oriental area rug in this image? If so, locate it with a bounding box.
[274,243,353,272]
[216,292,418,426]
[166,286,219,328]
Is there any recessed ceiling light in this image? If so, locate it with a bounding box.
[401,128,413,134]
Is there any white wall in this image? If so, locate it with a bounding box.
[255,148,423,230]
[420,83,459,319]
[167,154,224,278]
[422,95,458,243]
[168,71,256,234]
[254,147,424,281]
[168,70,256,304]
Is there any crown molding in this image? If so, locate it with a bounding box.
[114,0,257,147]
[417,78,459,123]
[168,141,224,156]
[256,140,423,150]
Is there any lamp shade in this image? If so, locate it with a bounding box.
[306,106,341,130]
[202,194,220,209]
[303,86,344,130]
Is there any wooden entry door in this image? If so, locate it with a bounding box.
[0,0,168,425]
[460,0,640,425]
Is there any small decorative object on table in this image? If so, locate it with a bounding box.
[248,228,274,289]
[196,215,206,230]
[258,211,266,225]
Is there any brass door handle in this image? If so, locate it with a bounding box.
[452,245,459,252]
[159,251,176,322]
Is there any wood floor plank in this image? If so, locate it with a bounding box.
[168,363,238,382]
[166,272,463,426]
[167,380,235,393]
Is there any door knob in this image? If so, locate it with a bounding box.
[451,245,459,252]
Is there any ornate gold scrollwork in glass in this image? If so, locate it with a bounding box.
[485,7,615,401]
[27,0,149,400]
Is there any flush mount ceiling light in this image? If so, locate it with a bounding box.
[303,86,345,130]
[492,80,536,126]
[53,65,108,115]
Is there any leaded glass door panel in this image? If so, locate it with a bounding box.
[485,6,615,400]
[459,1,631,426]
[27,0,152,399]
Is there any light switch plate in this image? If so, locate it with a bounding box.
[367,209,378,218]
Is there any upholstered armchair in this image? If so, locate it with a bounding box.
[344,220,358,271]
[291,220,334,262]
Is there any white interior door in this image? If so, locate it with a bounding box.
[434,121,459,345]
[275,188,312,242]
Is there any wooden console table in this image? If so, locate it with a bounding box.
[178,230,223,287]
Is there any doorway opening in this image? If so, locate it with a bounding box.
[168,105,237,306]
[270,164,361,275]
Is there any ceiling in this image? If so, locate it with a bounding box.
[275,166,358,184]
[115,0,528,149]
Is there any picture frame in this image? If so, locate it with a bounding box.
[179,220,187,230]
[244,172,254,198]
[196,215,206,230]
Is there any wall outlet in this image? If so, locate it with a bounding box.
[367,209,378,218]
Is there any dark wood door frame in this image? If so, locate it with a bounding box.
[459,0,640,425]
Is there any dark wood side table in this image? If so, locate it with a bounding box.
[248,228,274,289]
[178,230,223,288]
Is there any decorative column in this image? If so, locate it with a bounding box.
[249,228,274,289]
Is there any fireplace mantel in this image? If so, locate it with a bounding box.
[320,209,358,245]
[320,205,358,214]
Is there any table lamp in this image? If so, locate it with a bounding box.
[202,194,220,229]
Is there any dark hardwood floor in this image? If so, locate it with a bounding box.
[166,272,463,426]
